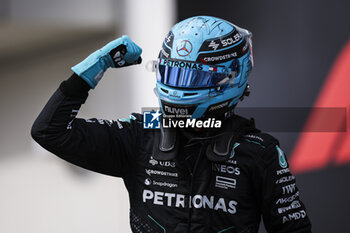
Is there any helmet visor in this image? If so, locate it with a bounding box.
[156,59,232,88]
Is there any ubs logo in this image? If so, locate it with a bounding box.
[176,40,193,57]
[149,157,176,167]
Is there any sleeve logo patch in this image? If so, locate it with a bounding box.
[277,145,288,168]
[229,142,240,159]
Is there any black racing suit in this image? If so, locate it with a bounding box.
[31,74,312,233]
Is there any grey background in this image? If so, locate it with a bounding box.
[0,0,175,232]
[177,0,350,232]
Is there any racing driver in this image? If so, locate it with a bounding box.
[31,16,312,233]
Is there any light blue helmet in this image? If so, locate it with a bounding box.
[154,16,253,119]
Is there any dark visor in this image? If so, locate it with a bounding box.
[156,59,232,88]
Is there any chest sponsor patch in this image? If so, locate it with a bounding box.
[215,176,236,190]
[149,157,176,168]
[212,163,240,175]
[144,179,178,188]
[145,169,178,177]
[142,189,237,214]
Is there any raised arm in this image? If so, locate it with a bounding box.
[31,36,142,177]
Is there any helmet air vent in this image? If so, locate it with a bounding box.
[183,92,197,97]
[160,88,169,94]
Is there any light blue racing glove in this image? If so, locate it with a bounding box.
[72,35,142,88]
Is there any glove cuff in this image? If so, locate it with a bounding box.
[71,51,114,89]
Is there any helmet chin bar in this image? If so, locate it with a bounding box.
[240,84,250,101]
[155,80,248,120]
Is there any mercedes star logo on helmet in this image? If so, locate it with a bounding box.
[176,40,193,57]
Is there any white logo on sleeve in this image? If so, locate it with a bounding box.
[282,210,307,224]
[277,145,288,168]
[282,183,296,194]
[278,200,301,214]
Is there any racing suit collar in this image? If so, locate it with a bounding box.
[152,126,179,161]
[206,115,259,162]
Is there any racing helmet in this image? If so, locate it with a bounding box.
[154,16,253,119]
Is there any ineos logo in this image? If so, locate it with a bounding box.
[212,164,240,175]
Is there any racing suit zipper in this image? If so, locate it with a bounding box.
[186,143,205,233]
